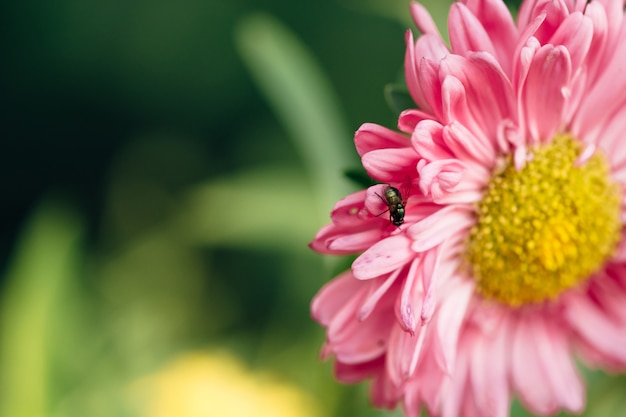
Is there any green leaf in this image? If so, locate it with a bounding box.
[235,13,357,217]
[180,167,318,249]
[180,165,347,293]
[0,199,84,417]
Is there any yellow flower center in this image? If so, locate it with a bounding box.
[465,134,622,306]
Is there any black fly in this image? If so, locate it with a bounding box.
[376,185,406,226]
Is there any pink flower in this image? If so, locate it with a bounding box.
[310,1,626,416]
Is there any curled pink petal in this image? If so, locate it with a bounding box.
[418,159,466,201]
[330,190,368,224]
[362,148,420,182]
[356,123,411,156]
[398,109,434,134]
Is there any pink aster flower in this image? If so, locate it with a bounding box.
[310,1,626,416]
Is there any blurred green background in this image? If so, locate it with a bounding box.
[1,0,625,416]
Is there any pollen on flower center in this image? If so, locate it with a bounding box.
[465,134,622,306]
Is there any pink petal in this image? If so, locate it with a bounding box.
[311,270,362,326]
[581,2,609,85]
[397,258,423,333]
[334,356,384,383]
[449,3,497,58]
[309,223,336,253]
[440,336,471,417]
[402,382,423,417]
[404,30,423,113]
[370,368,402,409]
[609,238,626,264]
[589,0,624,81]
[331,309,394,364]
[310,190,388,254]
[602,266,626,318]
[574,22,626,140]
[320,279,392,363]
[439,53,516,142]
[574,142,595,166]
[330,190,368,225]
[469,317,511,417]
[533,320,585,413]
[362,147,419,182]
[512,17,544,92]
[358,268,402,321]
[511,315,557,415]
[495,118,518,155]
[562,64,587,126]
[410,1,441,36]
[583,101,626,167]
[442,121,496,166]
[387,322,428,385]
[519,0,569,44]
[435,277,474,374]
[412,119,453,161]
[419,246,441,323]
[440,74,468,128]
[417,357,448,414]
[461,0,518,76]
[418,158,465,193]
[565,292,626,364]
[311,223,378,255]
[429,189,485,205]
[415,43,448,116]
[520,44,571,143]
[407,205,474,252]
[405,31,448,114]
[352,234,414,280]
[569,0,588,12]
[398,108,434,134]
[355,123,411,157]
[401,323,428,380]
[511,312,585,414]
[328,228,386,252]
[469,336,505,417]
[548,12,593,71]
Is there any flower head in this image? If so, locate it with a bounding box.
[310,1,626,416]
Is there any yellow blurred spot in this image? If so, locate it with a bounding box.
[131,351,321,417]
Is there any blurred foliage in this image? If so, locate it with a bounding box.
[0,0,625,416]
